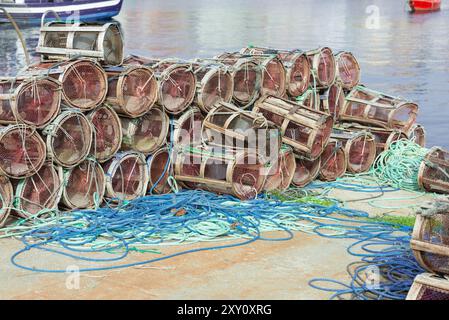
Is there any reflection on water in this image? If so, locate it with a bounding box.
[1,0,448,147]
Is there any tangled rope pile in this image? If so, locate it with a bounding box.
[372,140,428,192]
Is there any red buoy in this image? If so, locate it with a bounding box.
[409,0,441,12]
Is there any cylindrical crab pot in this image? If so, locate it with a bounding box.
[142,60,197,115]
[43,110,93,169]
[292,156,321,188]
[331,130,377,174]
[174,147,267,200]
[341,86,419,132]
[103,152,149,202]
[202,102,281,158]
[147,148,172,195]
[173,107,204,147]
[88,105,122,163]
[106,65,159,118]
[407,124,426,147]
[121,107,169,155]
[0,77,61,128]
[215,54,261,109]
[0,125,46,178]
[411,211,449,275]
[320,84,345,120]
[407,273,449,301]
[319,141,347,182]
[36,22,124,66]
[24,59,108,111]
[305,47,336,89]
[263,146,297,192]
[13,163,63,218]
[241,47,311,98]
[253,95,334,160]
[335,51,361,90]
[0,176,13,228]
[418,147,449,194]
[61,159,106,210]
[191,62,234,113]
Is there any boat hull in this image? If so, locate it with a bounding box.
[0,0,123,23]
[409,0,441,12]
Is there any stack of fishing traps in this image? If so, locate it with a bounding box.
[0,20,448,229]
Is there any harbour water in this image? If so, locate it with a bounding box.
[1,0,448,148]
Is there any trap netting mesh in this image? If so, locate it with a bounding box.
[320,141,347,181]
[418,213,449,274]
[408,124,426,147]
[264,148,296,192]
[46,112,93,168]
[260,57,286,97]
[61,60,107,111]
[196,67,233,111]
[107,66,158,117]
[324,84,344,120]
[285,53,310,97]
[62,159,105,210]
[15,163,62,218]
[174,108,204,147]
[293,157,320,188]
[316,47,336,87]
[336,52,360,89]
[0,78,60,128]
[0,176,13,226]
[420,148,449,194]
[416,284,449,300]
[231,153,266,200]
[0,125,46,178]
[122,107,169,155]
[89,106,122,163]
[346,134,376,173]
[229,60,260,107]
[147,148,172,194]
[159,64,196,114]
[104,153,149,201]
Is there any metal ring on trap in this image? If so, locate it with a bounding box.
[341,85,419,132]
[202,101,281,158]
[335,51,361,90]
[106,65,158,118]
[121,107,170,155]
[147,147,172,195]
[43,110,93,169]
[24,59,108,111]
[174,147,267,200]
[103,151,149,202]
[292,156,321,188]
[36,22,124,66]
[88,105,122,163]
[172,107,204,148]
[319,140,347,182]
[13,162,63,218]
[407,123,426,147]
[411,208,449,275]
[331,130,377,174]
[253,95,334,161]
[305,47,336,89]
[241,47,311,98]
[263,146,297,192]
[0,76,61,128]
[61,159,106,210]
[214,54,261,109]
[0,176,13,228]
[418,147,449,194]
[0,124,46,179]
[191,62,234,113]
[407,274,449,300]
